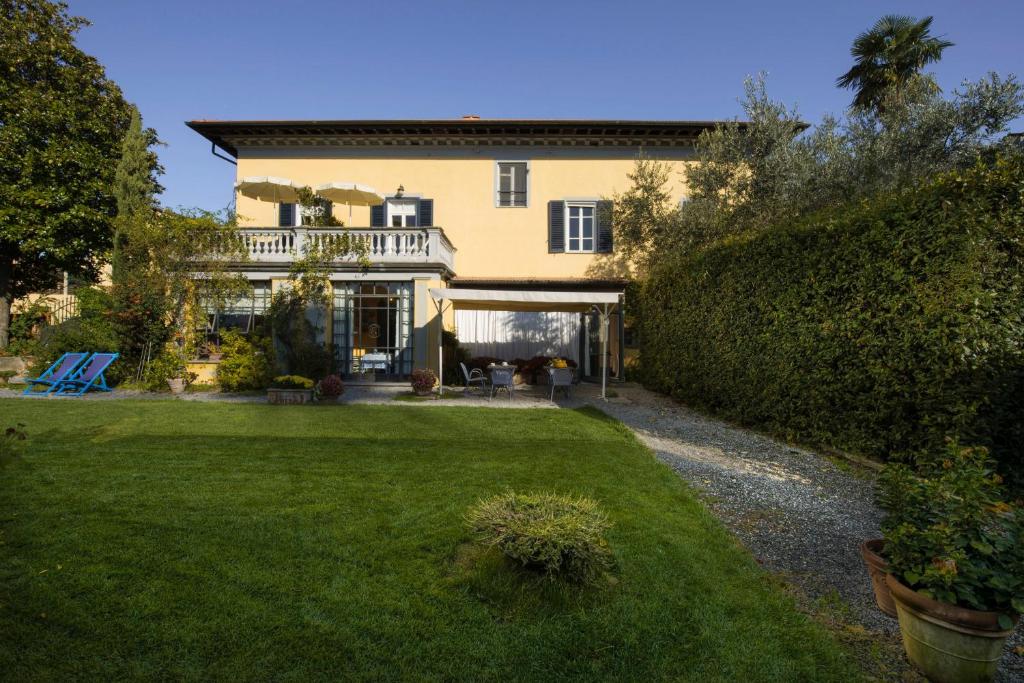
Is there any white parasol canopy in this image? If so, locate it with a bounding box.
[235,176,303,203]
[315,182,384,207]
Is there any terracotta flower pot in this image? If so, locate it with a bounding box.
[859,539,897,617]
[886,573,1018,683]
[167,378,186,394]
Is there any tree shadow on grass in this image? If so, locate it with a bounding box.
[445,541,618,622]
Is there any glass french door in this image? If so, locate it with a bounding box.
[332,282,413,377]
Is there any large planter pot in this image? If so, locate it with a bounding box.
[860,539,897,617]
[267,388,314,405]
[167,378,186,395]
[886,574,1018,683]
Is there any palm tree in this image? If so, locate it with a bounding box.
[837,15,953,112]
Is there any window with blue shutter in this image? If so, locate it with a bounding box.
[370,204,385,227]
[278,203,295,227]
[597,200,613,253]
[417,199,433,227]
[548,201,565,253]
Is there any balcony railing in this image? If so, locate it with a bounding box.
[235,226,455,272]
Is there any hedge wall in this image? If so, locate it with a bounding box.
[636,157,1024,487]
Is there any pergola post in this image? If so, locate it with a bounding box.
[601,303,609,401]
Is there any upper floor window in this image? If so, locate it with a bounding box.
[566,203,596,253]
[496,161,528,207]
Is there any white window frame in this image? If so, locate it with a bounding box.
[385,198,419,227]
[565,201,597,253]
[494,160,530,208]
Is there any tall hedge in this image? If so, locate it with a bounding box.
[637,157,1024,487]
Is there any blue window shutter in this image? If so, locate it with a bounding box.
[417,199,433,227]
[370,204,385,227]
[597,200,613,253]
[548,201,565,253]
[278,203,295,227]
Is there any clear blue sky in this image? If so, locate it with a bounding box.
[67,0,1024,212]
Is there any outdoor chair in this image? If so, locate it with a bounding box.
[460,362,488,394]
[53,352,119,397]
[547,367,575,401]
[489,366,515,402]
[23,352,90,395]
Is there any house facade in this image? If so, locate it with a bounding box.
[187,118,711,381]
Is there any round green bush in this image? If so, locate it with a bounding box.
[466,491,614,584]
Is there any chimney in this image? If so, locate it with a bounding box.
[461,114,480,120]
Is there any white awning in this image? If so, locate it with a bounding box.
[429,287,621,312]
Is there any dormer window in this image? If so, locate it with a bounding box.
[496,161,528,207]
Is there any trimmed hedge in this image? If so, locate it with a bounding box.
[636,157,1024,488]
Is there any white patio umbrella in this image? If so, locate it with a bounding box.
[234,176,303,203]
[315,182,384,221]
[315,182,384,207]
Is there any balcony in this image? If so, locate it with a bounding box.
[235,226,455,273]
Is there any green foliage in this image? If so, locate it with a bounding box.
[636,157,1024,489]
[142,349,192,391]
[216,330,273,392]
[30,287,126,385]
[409,368,436,393]
[837,15,953,113]
[466,491,615,585]
[6,298,51,355]
[878,441,1024,621]
[441,329,469,385]
[0,0,134,347]
[270,375,314,390]
[293,186,342,227]
[264,289,332,378]
[612,74,1024,270]
[113,108,163,221]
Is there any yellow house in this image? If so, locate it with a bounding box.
[187,117,711,383]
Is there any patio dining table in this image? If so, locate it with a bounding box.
[486,363,516,401]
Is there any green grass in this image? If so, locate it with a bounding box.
[0,400,857,681]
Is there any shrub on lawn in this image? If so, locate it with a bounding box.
[410,368,437,393]
[466,491,615,584]
[636,156,1024,489]
[317,374,344,399]
[217,330,274,392]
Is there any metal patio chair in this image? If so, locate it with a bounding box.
[547,366,575,401]
[460,362,488,394]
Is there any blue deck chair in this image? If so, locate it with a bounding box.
[54,352,119,397]
[23,352,91,395]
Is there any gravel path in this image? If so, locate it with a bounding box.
[589,385,1022,682]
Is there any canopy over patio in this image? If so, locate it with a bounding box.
[429,288,623,399]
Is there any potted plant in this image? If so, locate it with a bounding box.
[410,368,437,396]
[267,375,315,404]
[317,374,344,402]
[877,441,1023,683]
[859,538,897,617]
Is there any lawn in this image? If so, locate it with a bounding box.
[0,400,856,681]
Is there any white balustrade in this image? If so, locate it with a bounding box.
[234,226,455,270]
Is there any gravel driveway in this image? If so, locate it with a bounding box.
[589,384,1022,682]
